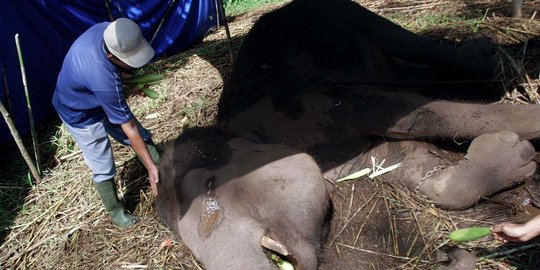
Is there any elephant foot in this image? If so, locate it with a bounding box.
[419,131,536,209]
[437,249,477,270]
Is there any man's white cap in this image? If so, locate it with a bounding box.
[103,18,154,68]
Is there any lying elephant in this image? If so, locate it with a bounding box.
[157,0,537,269]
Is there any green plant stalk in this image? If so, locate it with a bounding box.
[123,73,163,84]
[15,33,42,179]
[271,254,294,270]
[448,226,491,242]
[141,88,159,99]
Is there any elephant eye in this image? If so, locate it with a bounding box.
[205,175,216,194]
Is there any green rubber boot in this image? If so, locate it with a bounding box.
[94,179,137,229]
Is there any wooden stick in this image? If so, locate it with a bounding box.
[15,33,42,178]
[0,101,41,182]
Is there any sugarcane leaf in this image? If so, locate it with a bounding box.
[449,227,491,242]
[142,88,159,99]
[336,168,371,182]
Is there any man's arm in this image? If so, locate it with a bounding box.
[121,118,159,196]
[492,215,540,243]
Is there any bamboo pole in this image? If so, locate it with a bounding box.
[150,0,178,44]
[104,0,115,21]
[0,101,42,182]
[215,0,235,63]
[15,33,42,177]
[2,66,13,112]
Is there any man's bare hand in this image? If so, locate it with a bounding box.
[491,215,540,243]
[148,165,159,197]
[120,118,160,197]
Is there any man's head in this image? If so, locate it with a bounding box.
[103,18,154,69]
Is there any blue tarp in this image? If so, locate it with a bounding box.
[0,0,221,144]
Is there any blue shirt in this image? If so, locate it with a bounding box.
[52,22,133,128]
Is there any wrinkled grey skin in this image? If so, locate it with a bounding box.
[227,92,537,210]
[438,249,478,270]
[156,0,538,269]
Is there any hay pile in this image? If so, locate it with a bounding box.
[1,0,539,269]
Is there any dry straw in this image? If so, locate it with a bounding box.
[1,0,540,269]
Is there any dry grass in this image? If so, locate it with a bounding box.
[1,0,539,269]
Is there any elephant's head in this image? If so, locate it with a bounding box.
[156,127,332,269]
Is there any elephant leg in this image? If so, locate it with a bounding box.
[324,131,536,210]
[377,97,540,141]
[326,89,540,141]
[227,91,540,150]
[400,131,536,209]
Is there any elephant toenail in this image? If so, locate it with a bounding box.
[519,141,535,160]
[498,131,519,142]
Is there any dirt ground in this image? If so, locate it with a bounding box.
[1,0,540,269]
